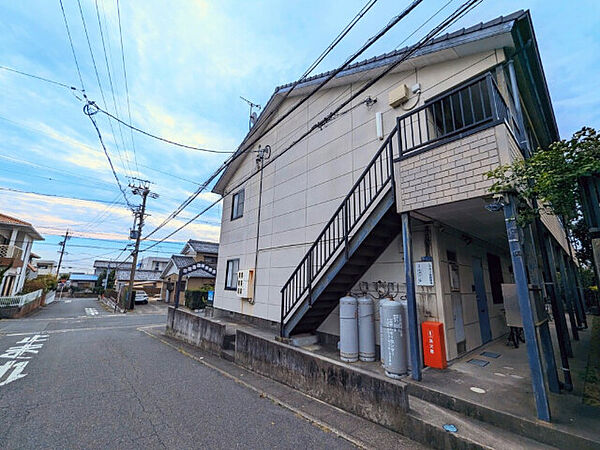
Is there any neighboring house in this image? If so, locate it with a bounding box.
[180,239,219,266]
[26,252,41,280]
[114,269,163,293]
[138,256,170,272]
[93,259,132,276]
[35,260,56,276]
[160,255,216,304]
[67,273,98,291]
[212,10,571,368]
[0,213,44,296]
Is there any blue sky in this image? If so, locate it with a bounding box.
[1,0,598,272]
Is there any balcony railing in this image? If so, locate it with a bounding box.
[396,72,523,159]
[0,245,23,261]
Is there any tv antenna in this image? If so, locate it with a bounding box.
[240,96,261,130]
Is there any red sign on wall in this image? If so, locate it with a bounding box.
[422,321,447,369]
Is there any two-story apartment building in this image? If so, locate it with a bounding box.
[0,213,43,296]
[211,11,580,420]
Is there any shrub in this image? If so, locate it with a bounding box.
[184,289,208,310]
[21,275,58,294]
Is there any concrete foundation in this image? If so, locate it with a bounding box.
[235,328,410,428]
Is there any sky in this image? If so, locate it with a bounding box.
[0,0,598,273]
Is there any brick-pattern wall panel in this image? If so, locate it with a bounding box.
[396,126,500,212]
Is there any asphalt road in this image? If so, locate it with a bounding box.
[0,297,354,449]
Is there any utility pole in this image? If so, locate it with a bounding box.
[55,229,70,277]
[125,179,158,310]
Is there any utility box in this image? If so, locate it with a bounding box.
[422,321,447,369]
[501,283,547,327]
[388,84,410,108]
[236,269,255,300]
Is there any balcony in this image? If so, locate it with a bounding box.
[393,72,526,214]
[395,72,523,159]
[0,245,24,268]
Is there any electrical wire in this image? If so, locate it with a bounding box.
[92,105,234,154]
[84,102,134,210]
[77,0,133,180]
[142,0,411,240]
[0,65,78,91]
[58,0,86,91]
[0,186,128,205]
[141,0,484,250]
[94,0,136,179]
[116,0,140,175]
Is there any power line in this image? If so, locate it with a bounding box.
[0,65,78,91]
[93,105,235,154]
[142,0,484,249]
[94,0,136,179]
[84,102,134,210]
[58,0,85,91]
[142,0,390,240]
[116,0,140,175]
[0,186,128,205]
[77,0,133,180]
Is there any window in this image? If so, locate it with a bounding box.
[225,259,239,290]
[231,189,245,220]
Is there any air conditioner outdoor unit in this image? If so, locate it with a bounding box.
[236,269,255,301]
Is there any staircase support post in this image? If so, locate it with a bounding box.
[401,212,421,381]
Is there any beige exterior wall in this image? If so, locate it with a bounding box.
[215,51,505,322]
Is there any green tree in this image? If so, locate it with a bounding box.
[487,127,600,283]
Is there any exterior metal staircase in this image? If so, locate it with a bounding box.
[280,125,400,337]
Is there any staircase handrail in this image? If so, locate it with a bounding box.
[281,124,398,328]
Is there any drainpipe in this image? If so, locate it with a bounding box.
[507,60,530,155]
[401,212,421,381]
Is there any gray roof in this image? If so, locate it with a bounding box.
[187,240,219,254]
[186,267,216,279]
[172,255,196,269]
[213,10,527,195]
[94,259,132,269]
[116,269,161,282]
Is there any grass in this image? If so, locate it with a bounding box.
[583,315,600,406]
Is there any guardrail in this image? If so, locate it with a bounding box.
[0,289,43,308]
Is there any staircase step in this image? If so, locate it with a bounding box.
[406,395,554,450]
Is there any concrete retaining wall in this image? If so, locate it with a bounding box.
[0,295,43,319]
[235,329,411,431]
[166,307,226,355]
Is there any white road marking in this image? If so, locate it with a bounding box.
[64,300,72,303]
[0,334,48,387]
[470,387,486,394]
[85,308,99,316]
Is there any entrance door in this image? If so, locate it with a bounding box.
[472,257,492,344]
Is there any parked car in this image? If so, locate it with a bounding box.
[133,290,148,304]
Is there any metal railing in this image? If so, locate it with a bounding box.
[0,289,43,308]
[280,125,398,331]
[0,244,23,261]
[396,72,522,158]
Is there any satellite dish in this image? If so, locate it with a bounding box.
[250,112,258,126]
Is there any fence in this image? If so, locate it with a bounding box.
[0,289,43,308]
